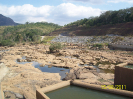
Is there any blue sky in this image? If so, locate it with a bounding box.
[0,0,133,26]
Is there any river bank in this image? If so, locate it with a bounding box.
[0,43,133,99]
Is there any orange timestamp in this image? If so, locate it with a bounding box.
[101,85,126,90]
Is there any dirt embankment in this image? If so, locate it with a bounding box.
[48,22,133,36]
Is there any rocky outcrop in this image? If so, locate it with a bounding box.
[4,91,25,99]
[0,63,9,82]
[64,67,89,80]
[116,62,128,67]
[1,43,133,99]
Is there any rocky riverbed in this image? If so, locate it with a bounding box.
[0,43,133,99]
[52,36,133,45]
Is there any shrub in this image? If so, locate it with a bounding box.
[0,40,15,47]
[93,43,104,48]
[112,37,124,43]
[49,42,63,53]
[41,36,55,44]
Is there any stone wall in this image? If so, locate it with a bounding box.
[114,66,133,91]
[37,80,133,99]
[108,44,133,51]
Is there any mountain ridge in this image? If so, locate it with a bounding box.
[0,14,19,26]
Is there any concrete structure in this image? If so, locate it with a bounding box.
[108,44,133,51]
[0,84,4,99]
[114,66,133,91]
[36,81,70,99]
[36,80,133,99]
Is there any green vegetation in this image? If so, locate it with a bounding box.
[49,42,64,53]
[91,43,108,49]
[65,7,133,27]
[41,36,56,44]
[0,39,15,47]
[112,37,124,43]
[93,43,104,48]
[0,22,62,46]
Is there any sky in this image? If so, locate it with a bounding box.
[0,0,133,26]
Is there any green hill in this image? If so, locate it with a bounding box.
[48,7,133,36]
[0,22,62,46]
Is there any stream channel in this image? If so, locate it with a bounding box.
[16,56,133,80]
[16,56,69,79]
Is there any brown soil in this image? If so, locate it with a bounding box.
[48,22,133,36]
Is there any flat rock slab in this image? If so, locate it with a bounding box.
[98,73,114,80]
[0,63,9,82]
[79,72,98,79]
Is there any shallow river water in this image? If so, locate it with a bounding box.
[16,58,69,79]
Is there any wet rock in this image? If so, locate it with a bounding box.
[98,73,114,80]
[0,54,3,60]
[108,64,115,70]
[4,91,24,99]
[64,73,76,80]
[39,64,45,67]
[64,67,89,80]
[21,73,28,78]
[116,62,128,67]
[16,58,21,62]
[26,58,32,62]
[98,64,109,69]
[48,65,52,68]
[52,60,61,64]
[73,54,80,58]
[90,61,97,65]
[85,66,96,70]
[60,70,65,71]
[79,72,97,79]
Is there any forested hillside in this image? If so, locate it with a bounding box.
[0,22,62,46]
[66,7,133,27]
[49,7,133,36]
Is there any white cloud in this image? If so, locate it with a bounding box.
[108,0,133,3]
[0,3,102,25]
[65,0,104,4]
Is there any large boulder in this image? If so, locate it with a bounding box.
[98,64,109,69]
[85,66,96,70]
[98,73,114,80]
[79,72,97,79]
[64,67,89,80]
[116,62,128,67]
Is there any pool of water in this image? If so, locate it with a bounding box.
[95,66,114,74]
[46,85,131,99]
[79,64,114,74]
[78,64,114,74]
[0,49,10,52]
[34,64,69,79]
[125,65,133,69]
[16,58,69,79]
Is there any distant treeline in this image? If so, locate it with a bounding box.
[0,22,62,46]
[65,7,133,27]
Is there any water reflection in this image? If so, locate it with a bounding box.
[16,58,69,79]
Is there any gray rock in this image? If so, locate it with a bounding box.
[4,91,25,99]
[0,54,3,60]
[64,67,89,80]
